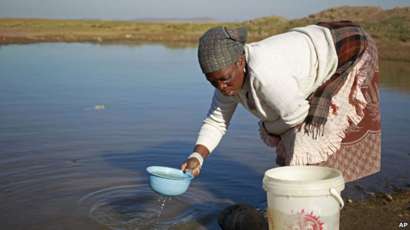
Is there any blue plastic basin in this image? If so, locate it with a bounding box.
[146,166,193,196]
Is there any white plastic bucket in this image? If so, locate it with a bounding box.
[263,166,345,230]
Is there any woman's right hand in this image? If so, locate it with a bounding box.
[181,145,209,177]
[180,157,202,177]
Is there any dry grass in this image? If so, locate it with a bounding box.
[0,6,409,61]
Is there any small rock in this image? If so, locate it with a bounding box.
[96,37,103,42]
[366,191,376,198]
[347,198,353,204]
[125,34,132,39]
[383,193,393,202]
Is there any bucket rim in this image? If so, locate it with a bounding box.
[264,166,343,183]
[262,166,345,195]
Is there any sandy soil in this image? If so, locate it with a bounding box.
[340,189,410,230]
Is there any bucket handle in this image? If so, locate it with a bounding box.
[329,188,344,209]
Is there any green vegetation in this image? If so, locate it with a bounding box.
[0,6,409,61]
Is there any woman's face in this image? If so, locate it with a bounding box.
[205,55,246,96]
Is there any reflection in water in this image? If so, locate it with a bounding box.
[380,60,410,92]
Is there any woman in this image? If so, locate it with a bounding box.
[180,21,381,184]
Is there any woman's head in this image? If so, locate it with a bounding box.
[198,26,248,96]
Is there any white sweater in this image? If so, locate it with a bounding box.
[195,25,338,153]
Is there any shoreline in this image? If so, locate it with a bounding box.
[1,6,409,62]
[0,35,409,62]
[340,189,409,229]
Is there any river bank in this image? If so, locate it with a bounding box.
[1,6,409,62]
[340,189,410,230]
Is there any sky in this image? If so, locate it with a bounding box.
[0,0,409,21]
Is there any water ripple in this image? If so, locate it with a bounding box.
[78,184,234,230]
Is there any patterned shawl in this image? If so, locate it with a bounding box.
[304,21,369,138]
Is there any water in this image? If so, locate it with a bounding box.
[0,43,409,229]
[158,197,169,218]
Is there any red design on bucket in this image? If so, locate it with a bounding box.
[288,209,324,230]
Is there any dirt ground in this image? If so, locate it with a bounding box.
[340,189,410,230]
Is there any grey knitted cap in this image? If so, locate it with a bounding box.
[198,26,248,74]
